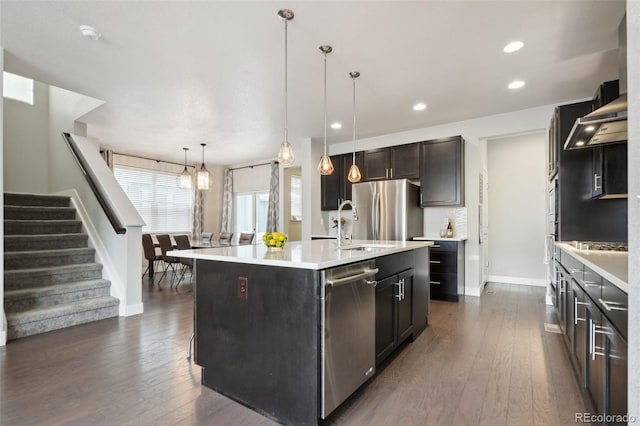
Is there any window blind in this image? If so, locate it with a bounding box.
[114,165,194,233]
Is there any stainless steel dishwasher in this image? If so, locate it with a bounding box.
[320,260,378,419]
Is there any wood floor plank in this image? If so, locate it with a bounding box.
[0,279,584,426]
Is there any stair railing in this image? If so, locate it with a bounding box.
[62,132,126,234]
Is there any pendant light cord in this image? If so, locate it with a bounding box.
[323,51,328,156]
[284,19,289,143]
[352,75,357,165]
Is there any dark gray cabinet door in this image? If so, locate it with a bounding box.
[571,279,588,387]
[586,303,605,415]
[391,143,420,179]
[396,270,413,343]
[375,275,397,365]
[364,148,391,181]
[420,136,464,206]
[604,317,627,421]
[320,154,342,210]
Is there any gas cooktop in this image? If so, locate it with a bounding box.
[570,241,628,252]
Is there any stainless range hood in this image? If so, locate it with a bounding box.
[563,94,627,150]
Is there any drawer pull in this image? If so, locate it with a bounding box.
[429,280,441,285]
[598,298,627,312]
[429,260,441,264]
[432,245,441,248]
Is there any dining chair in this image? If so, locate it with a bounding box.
[238,232,255,245]
[156,234,181,286]
[218,232,234,244]
[142,234,164,280]
[174,234,193,287]
[201,232,214,241]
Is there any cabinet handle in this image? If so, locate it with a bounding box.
[390,168,393,179]
[429,260,441,264]
[385,168,389,179]
[365,279,378,287]
[594,173,601,192]
[432,245,441,248]
[589,319,610,360]
[582,280,600,288]
[598,298,627,312]
[574,297,587,325]
[401,278,405,300]
[395,281,402,300]
[429,280,441,285]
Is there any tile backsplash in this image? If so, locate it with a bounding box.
[423,207,468,238]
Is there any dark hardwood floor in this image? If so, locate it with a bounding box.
[0,280,584,425]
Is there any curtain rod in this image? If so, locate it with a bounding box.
[230,161,278,172]
[105,150,196,169]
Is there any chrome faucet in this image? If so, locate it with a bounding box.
[337,199,358,248]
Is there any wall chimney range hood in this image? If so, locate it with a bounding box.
[563,94,627,150]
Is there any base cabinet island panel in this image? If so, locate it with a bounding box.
[171,240,432,426]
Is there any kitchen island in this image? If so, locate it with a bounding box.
[170,239,432,425]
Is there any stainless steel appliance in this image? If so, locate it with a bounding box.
[351,179,423,241]
[320,260,378,419]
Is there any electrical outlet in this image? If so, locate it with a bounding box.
[238,277,248,300]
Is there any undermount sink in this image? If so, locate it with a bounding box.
[339,243,397,251]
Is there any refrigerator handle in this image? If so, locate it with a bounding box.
[374,191,381,240]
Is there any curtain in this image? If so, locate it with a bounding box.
[221,168,233,233]
[266,161,279,232]
[100,147,114,170]
[192,186,203,240]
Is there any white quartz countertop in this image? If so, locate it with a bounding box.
[168,240,433,270]
[413,236,468,242]
[556,242,628,293]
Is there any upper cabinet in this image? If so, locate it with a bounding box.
[320,152,364,211]
[420,136,464,207]
[364,143,420,181]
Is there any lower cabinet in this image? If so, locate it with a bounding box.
[556,248,627,424]
[429,240,464,302]
[375,269,413,366]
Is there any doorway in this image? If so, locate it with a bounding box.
[485,132,547,286]
[284,167,302,241]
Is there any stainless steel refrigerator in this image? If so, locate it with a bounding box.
[351,179,423,241]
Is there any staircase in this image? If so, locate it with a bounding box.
[3,193,119,340]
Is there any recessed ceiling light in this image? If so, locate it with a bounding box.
[576,141,585,146]
[413,102,427,111]
[508,80,525,90]
[330,122,342,130]
[503,41,524,53]
[585,125,596,132]
[79,25,101,41]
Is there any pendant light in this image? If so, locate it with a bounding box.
[276,9,295,165]
[196,143,211,190]
[318,45,334,175]
[347,71,362,183]
[177,147,192,190]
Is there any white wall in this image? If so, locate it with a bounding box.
[487,132,547,286]
[3,80,49,193]
[329,103,557,296]
[626,2,640,417]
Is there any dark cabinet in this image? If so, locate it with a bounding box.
[429,240,464,302]
[320,152,364,210]
[420,136,464,207]
[375,269,413,366]
[557,247,628,423]
[364,143,420,181]
[591,143,628,199]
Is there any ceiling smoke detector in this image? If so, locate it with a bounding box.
[79,25,101,41]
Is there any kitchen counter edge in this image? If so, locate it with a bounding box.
[556,242,628,293]
[168,240,433,270]
[413,236,468,242]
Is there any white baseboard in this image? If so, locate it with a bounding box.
[465,287,482,297]
[546,294,554,305]
[0,330,6,346]
[487,275,547,287]
[120,303,144,317]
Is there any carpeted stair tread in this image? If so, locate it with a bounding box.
[4,263,103,290]
[4,219,82,235]
[4,280,112,312]
[6,296,120,326]
[4,205,77,220]
[4,233,88,251]
[4,247,96,270]
[4,192,71,207]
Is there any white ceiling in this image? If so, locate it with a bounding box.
[1,1,626,165]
